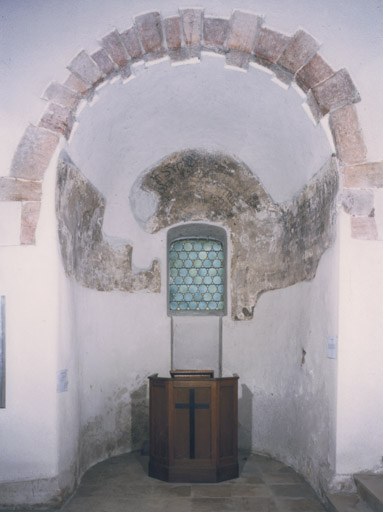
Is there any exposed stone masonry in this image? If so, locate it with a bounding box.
[137,150,338,320]
[2,7,379,245]
[56,153,160,293]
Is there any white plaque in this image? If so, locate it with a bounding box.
[0,296,5,407]
[327,335,338,359]
[57,369,68,393]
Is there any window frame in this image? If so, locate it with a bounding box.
[167,224,227,317]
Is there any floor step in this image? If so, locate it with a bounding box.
[327,492,372,512]
[355,474,383,512]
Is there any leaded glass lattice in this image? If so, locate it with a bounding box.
[169,238,224,312]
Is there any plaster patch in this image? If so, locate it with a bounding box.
[56,151,160,292]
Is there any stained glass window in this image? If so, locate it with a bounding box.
[169,238,224,313]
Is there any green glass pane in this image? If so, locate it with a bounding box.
[169,237,224,313]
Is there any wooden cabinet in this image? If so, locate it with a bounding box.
[149,371,239,482]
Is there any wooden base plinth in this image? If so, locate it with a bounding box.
[149,460,239,483]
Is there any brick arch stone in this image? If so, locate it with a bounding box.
[0,8,380,245]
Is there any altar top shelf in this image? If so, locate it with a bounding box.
[148,370,239,381]
[170,370,214,378]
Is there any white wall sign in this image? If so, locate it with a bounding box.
[57,369,68,393]
[0,296,5,407]
[327,335,338,359]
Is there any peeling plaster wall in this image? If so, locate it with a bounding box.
[56,153,160,293]
[137,150,337,320]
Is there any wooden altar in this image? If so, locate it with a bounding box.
[148,370,239,482]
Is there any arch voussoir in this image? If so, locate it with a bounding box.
[21,201,41,245]
[68,50,104,87]
[38,102,75,139]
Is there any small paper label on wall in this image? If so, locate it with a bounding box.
[57,369,68,393]
[327,336,338,359]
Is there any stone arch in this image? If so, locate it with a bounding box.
[1,8,379,245]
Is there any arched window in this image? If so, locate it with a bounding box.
[167,225,227,316]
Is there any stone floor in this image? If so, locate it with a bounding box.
[3,452,328,512]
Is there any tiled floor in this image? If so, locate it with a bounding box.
[2,452,327,512]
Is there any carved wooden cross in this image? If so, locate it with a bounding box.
[175,388,209,459]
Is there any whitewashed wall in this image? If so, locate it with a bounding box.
[0,0,382,505]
